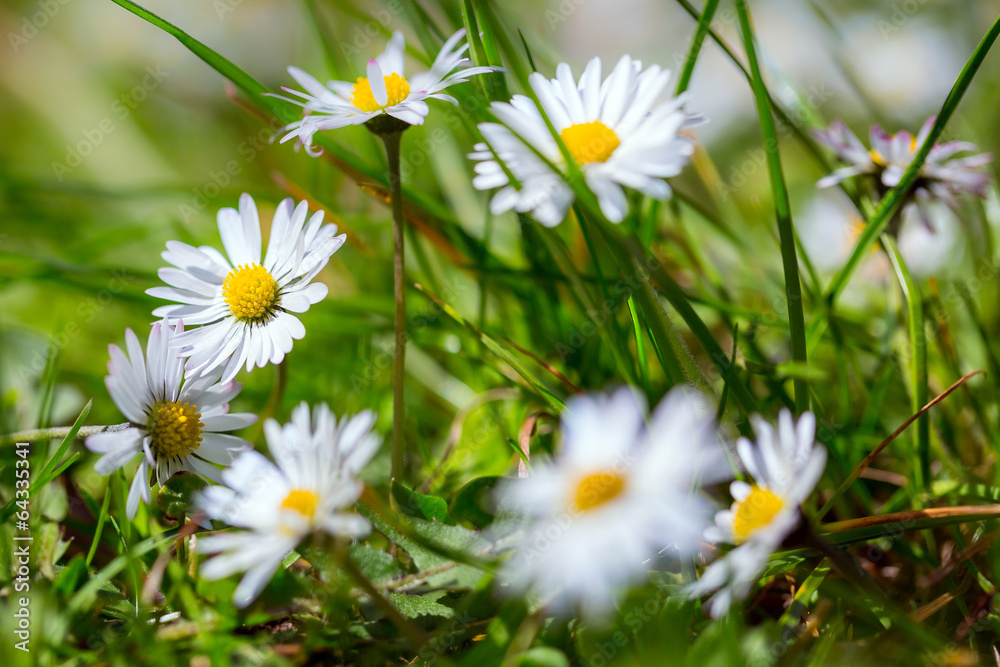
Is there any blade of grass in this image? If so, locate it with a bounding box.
[414,284,565,412]
[536,225,640,387]
[675,0,720,95]
[882,234,929,493]
[0,401,92,522]
[86,481,114,568]
[627,295,651,395]
[734,0,809,413]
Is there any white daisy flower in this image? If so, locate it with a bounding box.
[688,410,826,617]
[85,319,256,520]
[469,55,703,226]
[196,402,379,607]
[495,386,728,619]
[814,117,992,227]
[148,193,345,384]
[273,28,498,152]
[801,192,966,284]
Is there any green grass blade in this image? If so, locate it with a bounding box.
[0,401,91,522]
[734,0,809,413]
[675,0,720,95]
[882,235,929,493]
[413,284,565,412]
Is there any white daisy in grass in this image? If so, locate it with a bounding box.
[814,117,992,226]
[688,410,826,618]
[273,28,498,152]
[495,386,727,619]
[196,402,379,607]
[469,55,702,226]
[148,193,345,384]
[85,319,256,520]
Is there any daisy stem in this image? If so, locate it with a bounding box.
[381,131,407,486]
[0,422,130,447]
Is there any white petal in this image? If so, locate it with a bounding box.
[367,59,387,107]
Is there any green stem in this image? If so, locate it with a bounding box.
[734,0,809,413]
[882,235,930,493]
[381,131,407,485]
[0,423,129,447]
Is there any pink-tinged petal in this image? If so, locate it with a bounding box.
[367,59,387,107]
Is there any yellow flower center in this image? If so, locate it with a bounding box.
[222,263,280,323]
[280,488,319,519]
[572,471,626,513]
[147,401,203,459]
[560,121,620,165]
[732,486,785,543]
[351,73,411,112]
[869,149,886,166]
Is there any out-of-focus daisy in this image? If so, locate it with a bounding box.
[148,194,345,384]
[814,117,992,226]
[688,410,826,617]
[469,55,703,225]
[273,29,498,151]
[801,192,965,283]
[197,402,379,607]
[85,319,255,520]
[495,386,727,619]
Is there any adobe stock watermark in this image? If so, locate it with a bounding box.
[51,65,170,182]
[7,0,73,54]
[12,441,32,653]
[877,0,930,39]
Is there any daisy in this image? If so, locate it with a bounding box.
[814,117,992,227]
[196,402,379,607]
[148,193,345,384]
[801,193,964,285]
[688,410,827,617]
[85,319,256,520]
[495,386,728,619]
[273,28,498,151]
[469,55,703,225]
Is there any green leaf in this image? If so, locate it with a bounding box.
[349,543,407,586]
[392,480,456,525]
[37,521,70,580]
[450,476,500,528]
[388,591,455,619]
[54,555,89,599]
[521,647,570,667]
[157,471,208,521]
[360,503,488,591]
